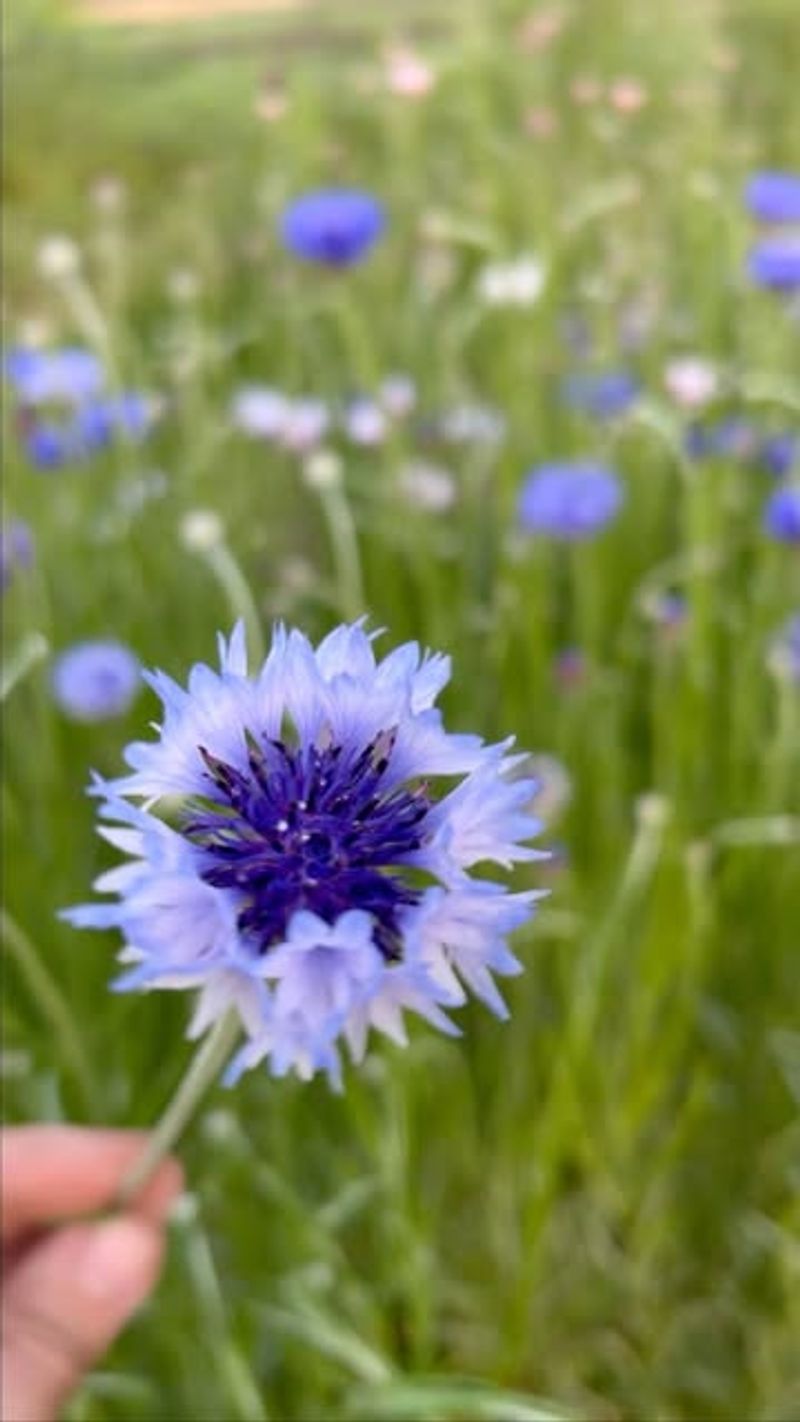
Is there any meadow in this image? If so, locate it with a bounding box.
[3,1,800,1418]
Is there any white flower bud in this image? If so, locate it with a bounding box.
[180,509,224,552]
[37,235,81,280]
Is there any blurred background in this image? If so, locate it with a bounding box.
[3,1,799,1420]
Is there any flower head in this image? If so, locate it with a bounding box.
[476,256,546,308]
[281,398,330,453]
[744,171,800,225]
[1,519,35,592]
[36,235,81,280]
[342,397,388,446]
[64,623,543,1085]
[379,373,417,418]
[52,640,141,722]
[18,393,158,470]
[72,394,160,450]
[759,432,797,479]
[608,78,648,113]
[279,191,386,267]
[763,485,800,543]
[684,417,759,463]
[560,370,640,420]
[518,461,623,539]
[747,236,800,292]
[663,356,719,410]
[383,45,436,98]
[397,460,457,513]
[230,386,288,440]
[5,347,104,407]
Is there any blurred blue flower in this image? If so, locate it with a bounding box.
[24,423,75,470]
[279,190,386,267]
[0,519,34,592]
[230,385,288,439]
[554,647,587,689]
[379,373,417,418]
[653,591,687,627]
[342,397,388,446]
[73,394,157,451]
[64,622,544,1085]
[747,236,800,292]
[759,432,797,479]
[684,417,759,463]
[20,394,157,470]
[764,485,800,542]
[52,641,141,721]
[744,171,800,224]
[560,370,640,420]
[768,612,800,684]
[4,346,105,406]
[518,461,623,539]
[281,397,330,453]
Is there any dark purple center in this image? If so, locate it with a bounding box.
[182,729,431,959]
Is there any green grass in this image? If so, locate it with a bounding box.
[3,2,800,1419]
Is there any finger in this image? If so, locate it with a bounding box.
[1,1216,164,1422]
[1,1128,183,1238]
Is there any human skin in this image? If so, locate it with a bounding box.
[1,1127,182,1422]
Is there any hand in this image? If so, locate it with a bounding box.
[1,1126,183,1422]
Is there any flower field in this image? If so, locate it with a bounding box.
[3,2,799,1418]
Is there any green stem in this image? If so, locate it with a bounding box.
[0,633,49,702]
[204,542,266,666]
[116,1010,241,1205]
[1,908,96,1113]
[319,484,366,621]
[174,1197,270,1421]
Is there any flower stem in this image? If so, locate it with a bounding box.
[204,542,266,666]
[116,1010,241,1206]
[318,483,366,621]
[1,907,96,1114]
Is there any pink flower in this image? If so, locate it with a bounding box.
[523,106,559,139]
[384,46,436,99]
[608,78,649,113]
[663,357,719,411]
[517,7,565,52]
[254,88,288,123]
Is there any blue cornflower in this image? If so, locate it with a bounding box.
[746,236,800,292]
[20,394,158,470]
[73,394,158,451]
[63,623,544,1085]
[279,191,386,267]
[230,386,289,439]
[0,519,34,592]
[23,423,75,471]
[560,371,640,420]
[763,485,800,543]
[4,347,105,406]
[52,641,141,721]
[744,171,800,225]
[342,397,388,446]
[518,461,623,539]
[684,417,759,464]
[759,432,797,479]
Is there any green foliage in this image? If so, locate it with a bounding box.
[3,2,799,1419]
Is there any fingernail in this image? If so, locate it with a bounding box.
[79,1217,159,1301]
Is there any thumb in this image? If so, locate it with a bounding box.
[2,1216,165,1422]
